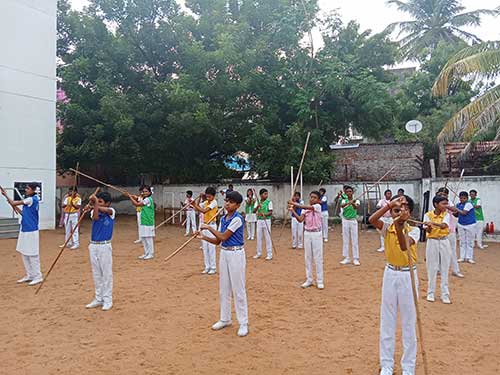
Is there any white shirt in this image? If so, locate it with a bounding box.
[381,221,420,244]
[423,212,450,226]
[218,216,243,233]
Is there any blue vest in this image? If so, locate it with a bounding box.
[291,200,303,217]
[320,195,328,212]
[221,212,245,247]
[21,195,39,232]
[457,202,476,226]
[91,210,115,241]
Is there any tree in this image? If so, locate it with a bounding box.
[384,0,499,60]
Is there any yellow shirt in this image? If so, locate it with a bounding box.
[64,195,81,214]
[136,205,142,213]
[203,200,218,224]
[424,210,449,239]
[383,222,420,267]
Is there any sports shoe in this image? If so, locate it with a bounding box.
[17,276,32,284]
[86,300,103,309]
[253,255,261,259]
[379,367,393,375]
[467,259,476,264]
[208,269,216,275]
[426,293,435,302]
[28,278,43,286]
[212,320,232,330]
[317,283,324,290]
[457,258,464,263]
[298,246,303,249]
[184,233,190,237]
[452,271,465,278]
[265,256,273,261]
[402,371,415,375]
[339,258,351,265]
[69,245,79,250]
[353,259,361,266]
[237,324,249,337]
[143,255,154,260]
[138,254,145,259]
[301,280,313,288]
[202,269,209,274]
[134,239,142,244]
[323,238,328,243]
[292,246,297,249]
[376,247,385,253]
[102,302,113,311]
[479,244,488,249]
[442,295,451,304]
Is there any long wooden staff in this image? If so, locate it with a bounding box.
[35,187,100,295]
[70,168,129,196]
[0,185,23,216]
[155,196,201,230]
[164,207,224,263]
[253,188,278,256]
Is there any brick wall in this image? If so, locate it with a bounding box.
[331,143,424,181]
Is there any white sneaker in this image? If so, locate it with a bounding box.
[202,269,209,274]
[339,258,351,265]
[237,324,249,337]
[265,256,273,261]
[134,239,142,244]
[253,255,261,259]
[251,237,255,240]
[479,244,488,249]
[376,247,385,253]
[143,255,154,260]
[426,293,435,302]
[184,233,190,237]
[138,255,145,259]
[301,280,313,288]
[17,276,32,283]
[317,283,324,290]
[379,367,393,375]
[402,371,414,375]
[102,302,113,311]
[452,271,465,278]
[353,259,361,266]
[292,246,297,249]
[86,300,103,309]
[323,238,328,243]
[457,258,464,263]
[467,259,476,264]
[208,269,216,275]
[28,278,43,286]
[442,295,451,304]
[69,245,79,250]
[212,320,232,330]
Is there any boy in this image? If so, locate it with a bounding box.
[369,195,420,375]
[289,191,324,289]
[2,184,43,286]
[192,187,219,274]
[128,185,155,260]
[183,190,197,236]
[449,191,476,264]
[62,187,81,250]
[339,186,361,266]
[199,191,249,337]
[469,189,487,249]
[253,188,273,260]
[291,192,304,249]
[376,189,393,253]
[86,191,115,311]
[423,195,452,304]
[319,188,329,242]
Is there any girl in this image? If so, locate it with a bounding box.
[128,185,155,260]
[244,189,256,240]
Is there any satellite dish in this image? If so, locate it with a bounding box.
[405,120,423,134]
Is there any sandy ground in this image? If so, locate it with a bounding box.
[1,215,499,375]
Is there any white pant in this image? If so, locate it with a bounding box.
[219,249,248,325]
[380,267,418,374]
[321,211,329,240]
[141,237,155,257]
[447,231,460,273]
[426,238,451,297]
[475,220,484,248]
[202,224,217,271]
[342,218,359,260]
[88,243,113,304]
[458,223,475,260]
[21,254,42,280]
[185,210,197,235]
[136,212,141,239]
[256,219,272,257]
[304,231,323,284]
[291,217,304,248]
[246,221,255,240]
[378,217,393,250]
[65,212,79,247]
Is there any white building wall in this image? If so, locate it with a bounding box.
[0,0,57,229]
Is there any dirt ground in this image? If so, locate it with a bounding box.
[1,215,499,375]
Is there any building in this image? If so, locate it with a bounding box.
[0,0,57,229]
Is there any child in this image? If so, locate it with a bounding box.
[369,195,420,375]
[192,187,219,274]
[291,192,304,249]
[469,189,487,249]
[1,183,43,286]
[437,187,464,278]
[199,191,249,337]
[423,195,452,304]
[376,189,393,253]
[244,189,256,240]
[183,190,197,236]
[450,191,476,264]
[319,188,329,242]
[133,188,143,244]
[397,188,405,197]
[289,191,324,289]
[253,188,273,260]
[62,187,82,250]
[128,185,156,260]
[339,186,361,266]
[86,191,115,311]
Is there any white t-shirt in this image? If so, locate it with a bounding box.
[462,202,474,211]
[381,221,420,244]
[140,196,152,207]
[90,207,116,220]
[423,212,450,229]
[23,197,33,206]
[218,216,243,233]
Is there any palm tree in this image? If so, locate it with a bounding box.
[432,41,500,158]
[384,0,499,60]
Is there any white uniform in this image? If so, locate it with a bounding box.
[320,195,329,240]
[245,199,257,240]
[184,198,197,235]
[340,200,360,261]
[291,199,304,248]
[202,200,218,272]
[303,204,324,285]
[457,202,475,260]
[139,197,155,258]
[64,196,82,248]
[376,199,392,251]
[473,198,484,248]
[16,197,42,281]
[256,200,273,258]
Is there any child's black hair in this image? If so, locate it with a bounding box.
[390,194,414,213]
[310,191,321,199]
[97,191,112,203]
[140,185,152,193]
[205,186,216,196]
[319,188,326,194]
[398,188,405,194]
[437,187,449,195]
[384,189,392,195]
[459,191,468,198]
[432,195,448,207]
[228,184,234,189]
[344,185,353,191]
[294,191,301,197]
[186,190,193,197]
[469,189,477,194]
[259,188,268,195]
[26,183,38,195]
[226,191,243,204]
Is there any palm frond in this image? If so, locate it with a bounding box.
[449,9,500,28]
[449,27,482,44]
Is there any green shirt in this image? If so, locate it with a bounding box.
[245,198,256,214]
[341,196,359,220]
[140,196,155,226]
[257,199,272,220]
[470,197,484,221]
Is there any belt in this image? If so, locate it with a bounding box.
[427,236,449,241]
[221,245,244,251]
[386,264,416,272]
[305,229,321,232]
[90,240,112,245]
